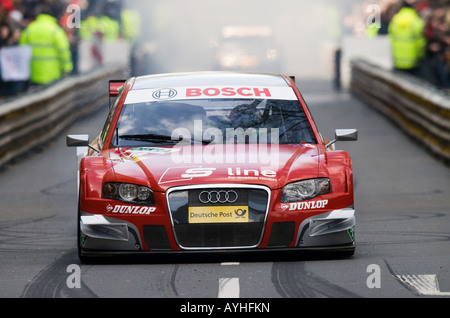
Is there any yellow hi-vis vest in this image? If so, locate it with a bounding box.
[19,14,73,84]
[98,16,120,41]
[80,16,99,40]
[388,7,426,69]
[121,9,142,43]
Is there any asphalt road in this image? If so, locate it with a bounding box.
[0,79,449,302]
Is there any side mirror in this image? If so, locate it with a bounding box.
[326,129,357,148]
[66,134,90,147]
[335,129,358,141]
[66,134,100,153]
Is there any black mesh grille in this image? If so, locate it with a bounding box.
[167,187,269,249]
[174,223,263,248]
[267,222,295,247]
[143,225,171,250]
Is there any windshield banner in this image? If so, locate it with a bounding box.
[125,86,298,103]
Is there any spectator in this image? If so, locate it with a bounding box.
[422,6,450,87]
[0,4,16,48]
[0,0,13,17]
[19,2,73,85]
[388,0,426,76]
[60,0,81,75]
[0,0,26,96]
[0,1,22,47]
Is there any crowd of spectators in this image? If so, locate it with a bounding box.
[0,0,124,99]
[364,0,450,88]
[1,1,70,96]
[418,0,450,88]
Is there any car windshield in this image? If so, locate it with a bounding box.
[111,98,316,147]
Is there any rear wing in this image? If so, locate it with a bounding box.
[109,80,126,107]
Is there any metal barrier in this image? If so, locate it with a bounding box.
[0,65,127,168]
[350,59,450,164]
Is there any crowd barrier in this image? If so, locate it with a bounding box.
[350,58,450,164]
[0,64,128,169]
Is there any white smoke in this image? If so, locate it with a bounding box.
[125,0,351,78]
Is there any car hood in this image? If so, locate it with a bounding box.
[108,144,322,191]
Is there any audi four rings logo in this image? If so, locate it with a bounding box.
[199,190,238,204]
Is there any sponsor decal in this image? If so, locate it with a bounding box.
[158,167,277,184]
[129,147,178,154]
[106,204,156,215]
[124,86,297,103]
[348,226,355,240]
[186,87,271,98]
[188,206,248,224]
[152,88,177,100]
[159,167,216,184]
[182,167,216,178]
[227,167,277,182]
[288,200,329,211]
[123,147,180,162]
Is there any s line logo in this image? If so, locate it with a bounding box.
[181,167,216,178]
[159,167,216,184]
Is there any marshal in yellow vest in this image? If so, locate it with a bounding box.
[388,7,426,70]
[20,14,73,84]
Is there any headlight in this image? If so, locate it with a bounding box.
[103,183,155,205]
[281,178,331,202]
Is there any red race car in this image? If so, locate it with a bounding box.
[67,72,357,262]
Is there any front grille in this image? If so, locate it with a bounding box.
[143,225,171,250]
[167,185,270,249]
[267,222,295,247]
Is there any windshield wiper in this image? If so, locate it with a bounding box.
[119,133,211,144]
[119,133,175,142]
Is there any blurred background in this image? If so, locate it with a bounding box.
[126,0,347,77]
[124,0,369,78]
[1,0,449,95]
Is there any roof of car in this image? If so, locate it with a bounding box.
[131,72,290,90]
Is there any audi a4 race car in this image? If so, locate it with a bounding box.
[67,72,357,262]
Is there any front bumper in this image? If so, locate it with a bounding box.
[78,207,355,257]
[297,209,355,248]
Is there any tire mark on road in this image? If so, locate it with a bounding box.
[22,249,98,298]
[272,261,360,298]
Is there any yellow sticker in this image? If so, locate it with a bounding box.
[188,206,249,224]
